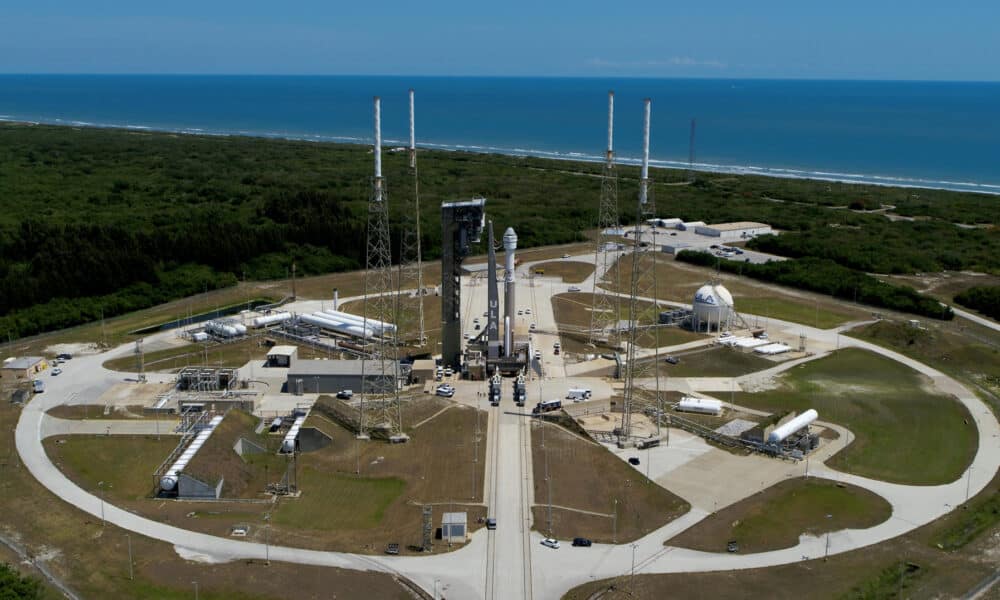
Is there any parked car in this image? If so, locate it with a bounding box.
[727,540,739,553]
[568,286,581,292]
[385,543,400,555]
[336,389,354,399]
[572,537,592,547]
[444,368,454,377]
[628,457,640,466]
[541,538,561,549]
[486,518,497,530]
[664,356,679,365]
[534,351,542,361]
[525,308,532,314]
[56,353,73,360]
[561,253,570,258]
[51,368,63,376]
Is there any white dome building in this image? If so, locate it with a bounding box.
[692,283,734,332]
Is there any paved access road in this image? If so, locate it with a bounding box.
[14,246,1000,599]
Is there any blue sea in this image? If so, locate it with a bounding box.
[1,75,998,194]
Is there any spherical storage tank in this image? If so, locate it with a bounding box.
[692,283,734,332]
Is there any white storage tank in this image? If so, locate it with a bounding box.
[692,283,734,333]
[768,409,818,444]
[676,396,723,415]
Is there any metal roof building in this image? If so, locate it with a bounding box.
[266,345,298,368]
[1,356,48,382]
[286,359,404,395]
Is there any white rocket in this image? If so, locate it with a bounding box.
[503,227,518,356]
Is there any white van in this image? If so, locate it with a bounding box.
[566,388,592,402]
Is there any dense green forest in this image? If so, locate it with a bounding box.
[0,562,43,599]
[676,251,953,320]
[954,286,1000,320]
[0,122,995,337]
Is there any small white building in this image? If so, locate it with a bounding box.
[266,346,298,368]
[441,512,468,543]
[695,221,772,241]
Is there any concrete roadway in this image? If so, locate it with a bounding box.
[13,247,1000,599]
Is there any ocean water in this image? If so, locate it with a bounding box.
[1,75,998,194]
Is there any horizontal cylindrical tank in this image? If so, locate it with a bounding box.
[205,321,238,338]
[300,313,374,339]
[160,415,224,491]
[768,409,818,444]
[677,396,723,415]
[321,309,396,335]
[250,312,292,328]
[191,332,209,342]
[233,323,248,335]
[280,415,307,453]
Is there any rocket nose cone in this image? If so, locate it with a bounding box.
[503,227,517,245]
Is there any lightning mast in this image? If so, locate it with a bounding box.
[590,90,623,348]
[398,88,426,346]
[620,98,661,447]
[360,96,406,442]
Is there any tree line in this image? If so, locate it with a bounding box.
[676,251,953,320]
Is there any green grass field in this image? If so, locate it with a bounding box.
[736,295,863,329]
[668,477,892,553]
[273,470,405,531]
[657,346,774,378]
[44,436,178,500]
[733,348,977,485]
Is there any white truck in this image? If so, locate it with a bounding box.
[32,379,45,393]
[566,388,592,402]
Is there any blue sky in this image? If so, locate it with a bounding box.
[2,1,998,80]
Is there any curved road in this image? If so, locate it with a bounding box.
[15,266,1000,599]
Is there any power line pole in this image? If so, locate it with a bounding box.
[590,90,622,349]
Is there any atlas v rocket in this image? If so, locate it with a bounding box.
[484,221,518,360]
[502,226,517,357]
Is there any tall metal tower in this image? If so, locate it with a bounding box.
[619,98,662,447]
[590,90,623,348]
[397,88,426,346]
[360,96,407,442]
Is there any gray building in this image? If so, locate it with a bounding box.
[287,359,404,395]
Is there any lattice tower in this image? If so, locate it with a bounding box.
[619,98,666,446]
[397,88,426,346]
[360,96,405,441]
[590,90,623,348]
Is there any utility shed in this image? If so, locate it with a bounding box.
[441,512,468,543]
[696,221,772,240]
[410,359,436,384]
[1,357,48,382]
[287,359,402,394]
[266,346,298,368]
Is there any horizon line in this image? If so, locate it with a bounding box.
[1,72,999,84]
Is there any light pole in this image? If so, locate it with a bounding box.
[264,512,271,565]
[630,543,638,595]
[98,481,106,526]
[192,581,199,600]
[612,498,618,544]
[434,578,440,600]
[126,533,133,580]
